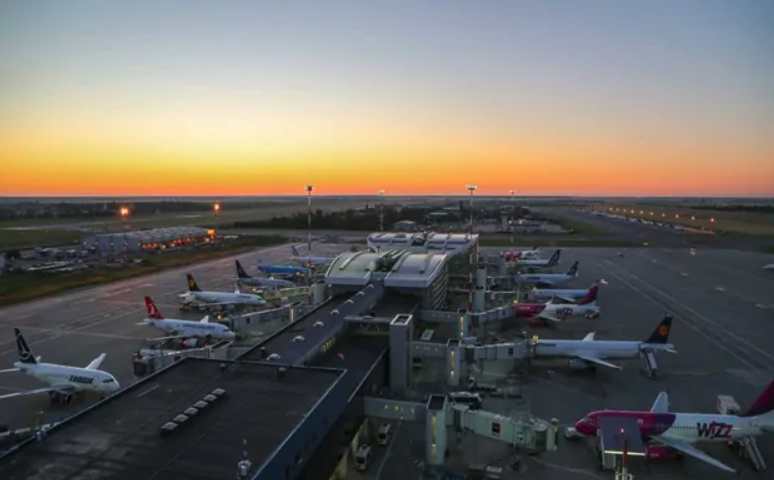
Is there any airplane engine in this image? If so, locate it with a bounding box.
[568,358,592,370]
[180,338,198,348]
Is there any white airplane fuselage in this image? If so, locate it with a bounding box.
[518,273,575,285]
[531,287,587,301]
[518,258,555,268]
[663,413,769,442]
[183,291,266,307]
[14,362,120,396]
[238,277,295,290]
[142,318,236,340]
[534,340,674,361]
[541,302,600,320]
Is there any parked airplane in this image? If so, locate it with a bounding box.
[515,261,579,286]
[291,245,335,266]
[530,279,608,303]
[514,284,599,323]
[0,329,120,404]
[530,315,675,369]
[235,260,295,290]
[180,274,267,310]
[517,249,561,268]
[141,296,236,341]
[503,245,540,261]
[255,258,309,277]
[573,380,774,473]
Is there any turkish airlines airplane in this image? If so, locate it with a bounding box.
[141,296,236,341]
[514,284,600,324]
[574,380,774,473]
[0,329,120,404]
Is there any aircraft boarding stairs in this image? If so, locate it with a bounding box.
[718,395,766,472]
[639,347,658,378]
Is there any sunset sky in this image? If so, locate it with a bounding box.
[1,0,772,197]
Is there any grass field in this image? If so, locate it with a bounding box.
[536,212,611,236]
[0,201,367,249]
[594,204,774,236]
[0,235,287,307]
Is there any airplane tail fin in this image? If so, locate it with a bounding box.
[291,245,300,257]
[643,316,672,344]
[235,260,251,279]
[548,249,561,266]
[578,285,598,305]
[740,380,774,418]
[567,260,579,276]
[144,296,164,320]
[14,328,37,365]
[186,273,201,292]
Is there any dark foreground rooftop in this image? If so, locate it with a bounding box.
[0,358,341,480]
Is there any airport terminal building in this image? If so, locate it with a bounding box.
[83,227,213,254]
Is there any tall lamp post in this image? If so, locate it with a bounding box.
[213,203,220,244]
[509,189,515,244]
[466,184,477,315]
[305,185,314,305]
[119,206,130,255]
[379,189,386,232]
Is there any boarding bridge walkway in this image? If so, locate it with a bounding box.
[238,283,387,366]
[362,394,558,458]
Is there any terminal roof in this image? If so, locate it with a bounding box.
[367,231,478,252]
[325,250,454,288]
[0,359,342,480]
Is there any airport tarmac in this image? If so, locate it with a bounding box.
[0,242,352,430]
[374,246,774,479]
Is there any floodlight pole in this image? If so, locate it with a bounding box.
[306,185,314,305]
[466,184,477,315]
[509,189,515,244]
[379,190,385,231]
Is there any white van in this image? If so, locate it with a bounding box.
[376,423,392,446]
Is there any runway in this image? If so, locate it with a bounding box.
[0,242,352,429]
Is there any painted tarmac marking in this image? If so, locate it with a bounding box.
[596,259,774,373]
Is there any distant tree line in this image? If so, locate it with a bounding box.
[234,206,433,231]
[689,204,774,214]
[0,201,261,222]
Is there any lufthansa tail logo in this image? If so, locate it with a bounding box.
[188,279,195,289]
[658,325,669,336]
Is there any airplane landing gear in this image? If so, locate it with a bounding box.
[49,391,73,405]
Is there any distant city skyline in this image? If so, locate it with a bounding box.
[2,1,772,196]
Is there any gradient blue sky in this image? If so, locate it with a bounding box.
[1,0,773,196]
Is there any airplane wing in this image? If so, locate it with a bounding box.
[0,368,20,373]
[650,392,669,413]
[0,385,76,400]
[575,354,622,370]
[537,311,562,323]
[556,295,577,303]
[652,436,736,473]
[85,353,106,370]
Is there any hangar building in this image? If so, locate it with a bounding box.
[83,227,212,254]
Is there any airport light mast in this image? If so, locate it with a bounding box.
[378,189,385,231]
[305,185,314,305]
[466,184,477,316]
[119,206,130,254]
[509,189,515,244]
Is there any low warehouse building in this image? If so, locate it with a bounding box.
[84,227,212,254]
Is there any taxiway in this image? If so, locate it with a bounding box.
[0,242,351,429]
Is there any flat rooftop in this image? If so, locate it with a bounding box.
[0,359,342,480]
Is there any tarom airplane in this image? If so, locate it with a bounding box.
[503,245,540,261]
[515,261,579,287]
[529,315,675,369]
[290,245,335,266]
[255,258,309,277]
[574,380,774,473]
[141,296,236,343]
[517,249,561,268]
[0,329,120,404]
[180,274,267,310]
[235,260,295,290]
[530,279,608,303]
[514,284,600,324]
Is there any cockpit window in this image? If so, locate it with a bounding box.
[103,378,116,383]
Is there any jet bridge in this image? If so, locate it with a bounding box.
[362,394,558,467]
[132,339,233,377]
